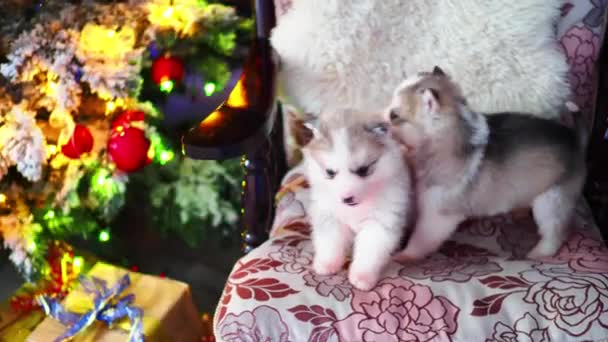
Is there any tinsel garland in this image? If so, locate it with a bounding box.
[0,0,250,282]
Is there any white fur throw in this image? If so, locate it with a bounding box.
[271,0,570,118]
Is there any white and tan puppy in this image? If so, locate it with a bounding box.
[302,109,412,290]
[387,67,587,261]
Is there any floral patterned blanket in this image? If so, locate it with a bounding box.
[214,1,608,341]
[215,166,608,341]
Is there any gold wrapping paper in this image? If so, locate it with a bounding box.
[26,262,202,342]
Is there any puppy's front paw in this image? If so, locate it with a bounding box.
[313,256,344,275]
[348,270,379,291]
[392,249,422,263]
[527,241,560,260]
[526,236,564,260]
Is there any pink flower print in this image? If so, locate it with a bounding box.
[272,190,307,235]
[561,25,601,111]
[303,272,353,301]
[487,313,550,342]
[269,244,313,274]
[218,305,291,342]
[522,267,608,336]
[560,3,574,18]
[459,217,502,237]
[497,221,539,259]
[402,252,502,282]
[543,232,608,273]
[333,277,460,341]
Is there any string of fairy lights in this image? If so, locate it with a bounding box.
[0,0,248,293]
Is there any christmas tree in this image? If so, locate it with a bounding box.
[0,0,251,286]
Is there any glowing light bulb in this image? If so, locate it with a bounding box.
[0,194,6,204]
[163,7,175,18]
[159,150,174,164]
[98,230,110,243]
[106,101,116,113]
[105,98,125,115]
[160,79,174,93]
[44,210,55,220]
[73,256,83,269]
[47,144,57,155]
[73,256,84,275]
[203,82,216,97]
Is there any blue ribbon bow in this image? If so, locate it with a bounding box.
[37,273,144,342]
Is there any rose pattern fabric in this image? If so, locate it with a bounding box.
[522,267,608,336]
[542,232,608,273]
[460,216,505,237]
[272,190,307,230]
[497,224,540,260]
[561,25,601,112]
[487,313,550,342]
[268,244,312,274]
[333,278,460,342]
[219,305,290,342]
[303,272,353,301]
[216,2,608,340]
[402,253,503,283]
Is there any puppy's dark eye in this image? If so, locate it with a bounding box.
[352,159,378,178]
[355,166,370,178]
[389,109,399,121]
[325,169,337,179]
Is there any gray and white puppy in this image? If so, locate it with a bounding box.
[386,67,587,261]
[302,109,412,290]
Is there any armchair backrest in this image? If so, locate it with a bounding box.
[556,2,608,127]
[273,0,607,125]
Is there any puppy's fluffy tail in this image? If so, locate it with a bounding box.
[565,101,590,151]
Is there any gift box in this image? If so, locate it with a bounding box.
[26,262,203,342]
[0,305,45,342]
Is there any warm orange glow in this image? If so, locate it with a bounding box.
[199,111,223,128]
[46,144,58,157]
[225,79,248,109]
[105,98,125,115]
[147,146,155,160]
[43,73,60,97]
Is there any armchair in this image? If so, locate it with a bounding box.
[183,0,608,340]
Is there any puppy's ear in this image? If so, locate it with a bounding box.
[301,113,320,138]
[421,88,440,114]
[432,66,446,76]
[288,111,316,146]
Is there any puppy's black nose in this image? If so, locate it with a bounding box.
[343,196,356,205]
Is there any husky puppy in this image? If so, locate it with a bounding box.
[302,109,412,290]
[386,67,587,261]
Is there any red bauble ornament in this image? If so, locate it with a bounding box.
[61,124,94,159]
[108,127,151,173]
[108,110,151,172]
[151,55,184,85]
